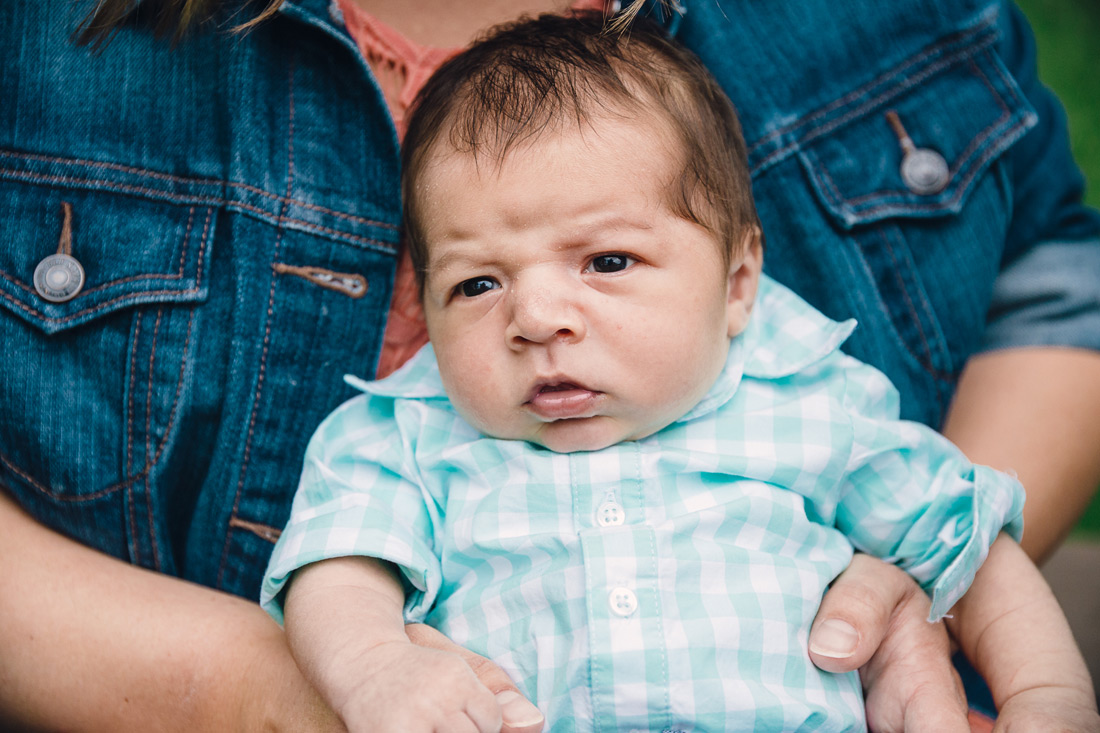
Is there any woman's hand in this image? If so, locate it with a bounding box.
[809,554,971,733]
[811,552,1100,733]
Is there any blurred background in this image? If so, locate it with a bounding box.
[1019,0,1100,211]
[1016,0,1100,696]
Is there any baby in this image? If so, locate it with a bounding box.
[262,12,1097,733]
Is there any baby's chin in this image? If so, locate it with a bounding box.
[501,415,666,454]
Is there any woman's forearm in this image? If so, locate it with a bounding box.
[0,491,341,733]
[941,347,1100,563]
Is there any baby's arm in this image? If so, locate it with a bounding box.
[947,535,1099,730]
[283,555,503,733]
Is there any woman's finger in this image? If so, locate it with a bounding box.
[810,554,968,732]
[809,553,916,673]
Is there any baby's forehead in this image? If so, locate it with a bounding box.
[423,105,687,182]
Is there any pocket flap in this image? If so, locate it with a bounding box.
[796,46,1036,230]
[0,180,215,335]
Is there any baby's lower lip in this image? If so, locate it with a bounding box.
[526,386,603,421]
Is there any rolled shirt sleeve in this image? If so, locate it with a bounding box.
[260,393,444,625]
[832,356,1025,620]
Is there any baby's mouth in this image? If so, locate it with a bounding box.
[526,382,603,421]
[539,382,580,393]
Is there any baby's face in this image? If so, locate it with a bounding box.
[417,114,760,452]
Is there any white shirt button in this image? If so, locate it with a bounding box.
[609,587,638,617]
[596,501,625,526]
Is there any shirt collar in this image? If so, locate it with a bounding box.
[348,275,856,420]
[346,342,447,398]
[741,274,856,379]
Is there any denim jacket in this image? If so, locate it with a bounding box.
[1,0,1098,600]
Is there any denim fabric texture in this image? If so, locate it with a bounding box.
[1,0,1098,601]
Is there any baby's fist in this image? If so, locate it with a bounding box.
[338,641,503,733]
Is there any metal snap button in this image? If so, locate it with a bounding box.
[885,110,950,196]
[33,253,85,303]
[596,501,625,527]
[609,586,638,617]
[901,148,949,195]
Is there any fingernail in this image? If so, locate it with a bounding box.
[496,690,544,727]
[809,618,859,658]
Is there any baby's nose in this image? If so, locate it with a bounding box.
[506,281,585,347]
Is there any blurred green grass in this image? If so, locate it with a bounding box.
[1077,490,1100,538]
[1017,0,1100,210]
[1015,0,1100,536]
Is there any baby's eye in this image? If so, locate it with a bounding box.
[458,277,500,297]
[588,254,636,273]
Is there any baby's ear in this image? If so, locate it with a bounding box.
[726,228,763,338]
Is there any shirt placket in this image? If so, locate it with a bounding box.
[574,443,670,732]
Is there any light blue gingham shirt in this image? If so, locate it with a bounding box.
[262,275,1024,732]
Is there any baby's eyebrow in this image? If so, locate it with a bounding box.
[548,219,656,253]
[427,216,657,274]
[428,245,492,276]
[572,213,654,237]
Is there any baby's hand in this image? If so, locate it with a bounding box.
[994,685,1100,732]
[334,640,504,733]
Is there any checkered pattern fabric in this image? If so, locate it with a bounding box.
[262,275,1024,732]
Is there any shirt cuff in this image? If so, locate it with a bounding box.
[259,500,441,625]
[924,465,1025,621]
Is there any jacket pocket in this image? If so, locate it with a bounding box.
[0,181,213,334]
[751,19,1038,426]
[0,172,215,556]
[800,38,1034,373]
[795,45,1035,230]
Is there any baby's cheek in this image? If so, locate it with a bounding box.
[447,371,487,412]
[648,325,728,403]
[443,364,510,434]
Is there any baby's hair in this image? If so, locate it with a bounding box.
[402,10,760,290]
